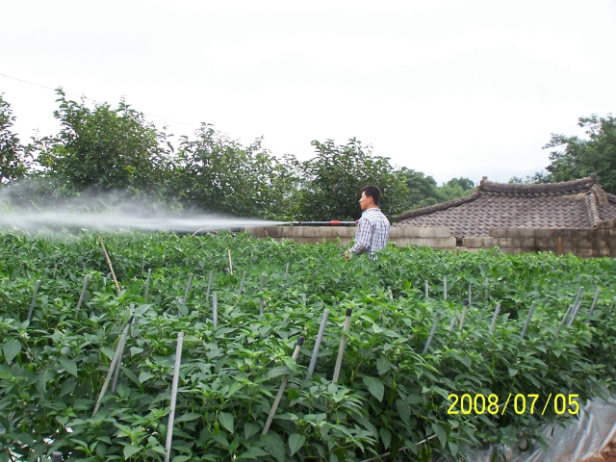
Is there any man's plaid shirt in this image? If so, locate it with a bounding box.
[349,208,390,257]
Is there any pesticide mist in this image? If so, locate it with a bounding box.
[0,188,282,233]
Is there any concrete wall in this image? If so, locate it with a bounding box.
[243,219,616,258]
[241,225,457,249]
[462,218,616,258]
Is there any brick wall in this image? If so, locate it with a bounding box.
[462,218,616,258]
[241,225,456,249]
[243,220,616,257]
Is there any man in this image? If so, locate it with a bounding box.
[345,185,391,259]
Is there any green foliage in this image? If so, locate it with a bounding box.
[399,168,475,209]
[0,94,29,184]
[299,138,410,220]
[517,114,616,193]
[173,124,300,220]
[1,231,615,461]
[543,114,616,193]
[32,89,173,197]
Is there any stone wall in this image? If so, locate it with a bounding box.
[462,217,616,258]
[241,225,456,249]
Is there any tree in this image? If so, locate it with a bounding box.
[397,168,441,208]
[33,89,172,197]
[173,124,296,219]
[0,94,29,184]
[298,138,410,220]
[542,114,616,193]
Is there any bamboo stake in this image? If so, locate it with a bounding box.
[489,303,501,334]
[588,289,601,317]
[302,294,306,308]
[205,271,213,304]
[520,301,536,340]
[164,332,184,462]
[262,336,304,435]
[26,279,42,323]
[52,263,58,279]
[259,274,266,315]
[228,249,233,275]
[443,277,447,301]
[567,297,583,328]
[284,263,290,285]
[239,272,246,295]
[76,274,91,311]
[448,317,457,332]
[422,313,441,354]
[555,305,573,338]
[97,234,120,295]
[182,273,193,305]
[93,317,133,416]
[111,312,133,392]
[425,280,429,299]
[459,300,468,331]
[332,309,353,382]
[307,309,330,377]
[144,268,152,302]
[607,297,616,318]
[468,282,472,305]
[212,292,218,329]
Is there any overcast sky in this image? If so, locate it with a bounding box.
[2,0,615,185]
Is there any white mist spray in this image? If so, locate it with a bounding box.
[0,186,282,232]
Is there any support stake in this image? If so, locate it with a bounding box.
[98,234,120,294]
[422,313,441,354]
[489,303,501,334]
[26,279,42,323]
[307,309,330,377]
[332,309,353,382]
[262,336,304,435]
[520,301,536,340]
[164,332,184,462]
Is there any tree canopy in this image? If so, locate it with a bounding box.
[511,114,616,194]
[1,91,476,220]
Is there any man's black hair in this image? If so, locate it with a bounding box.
[361,185,382,206]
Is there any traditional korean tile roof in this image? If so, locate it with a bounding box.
[394,175,616,239]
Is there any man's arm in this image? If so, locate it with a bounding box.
[349,219,372,255]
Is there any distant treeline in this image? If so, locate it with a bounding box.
[2,90,612,220]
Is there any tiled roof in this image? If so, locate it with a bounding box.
[394,175,616,239]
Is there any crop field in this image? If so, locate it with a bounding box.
[1,230,616,462]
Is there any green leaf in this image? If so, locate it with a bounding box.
[448,440,459,457]
[172,456,191,462]
[58,358,78,378]
[396,400,411,425]
[262,433,286,462]
[508,367,518,377]
[3,339,21,364]
[218,412,234,433]
[379,427,392,449]
[431,422,447,448]
[376,357,391,375]
[123,444,141,459]
[244,422,260,440]
[288,433,305,456]
[237,446,269,460]
[362,376,385,402]
[266,366,292,379]
[139,371,154,383]
[175,412,202,424]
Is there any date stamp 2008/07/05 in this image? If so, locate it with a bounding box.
[447,393,580,416]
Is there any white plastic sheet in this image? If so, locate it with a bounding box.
[459,392,616,462]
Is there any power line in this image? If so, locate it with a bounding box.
[0,71,197,129]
